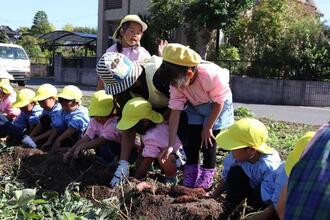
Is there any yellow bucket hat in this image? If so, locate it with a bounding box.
[117,97,163,130]
[113,14,148,40]
[89,90,114,117]
[12,89,36,108]
[0,79,10,85]
[58,85,83,102]
[0,69,14,80]
[0,81,14,94]
[216,118,275,154]
[285,131,315,176]
[33,83,58,101]
[162,43,202,67]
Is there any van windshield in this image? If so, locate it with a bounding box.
[0,46,28,60]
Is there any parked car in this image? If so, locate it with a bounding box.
[0,43,30,86]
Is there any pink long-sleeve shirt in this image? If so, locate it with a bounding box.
[169,62,231,110]
[141,123,182,158]
[85,117,121,143]
[0,93,20,119]
[106,44,151,63]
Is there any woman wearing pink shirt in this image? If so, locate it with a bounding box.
[158,43,234,190]
[117,97,186,184]
[63,90,121,163]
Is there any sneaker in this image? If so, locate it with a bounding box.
[21,135,37,148]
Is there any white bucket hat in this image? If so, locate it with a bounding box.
[96,52,143,95]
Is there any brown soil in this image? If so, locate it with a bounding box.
[1,146,224,219]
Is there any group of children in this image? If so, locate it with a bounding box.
[0,13,320,219]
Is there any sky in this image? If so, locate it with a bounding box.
[0,0,329,31]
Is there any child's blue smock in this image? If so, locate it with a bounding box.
[271,163,288,207]
[13,105,43,130]
[222,151,282,202]
[52,106,89,134]
[41,102,62,127]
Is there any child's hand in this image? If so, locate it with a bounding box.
[41,140,52,150]
[159,146,174,163]
[201,127,215,149]
[63,151,71,163]
[73,145,84,159]
[52,140,61,151]
[158,40,168,57]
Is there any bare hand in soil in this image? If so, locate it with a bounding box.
[63,152,71,163]
[52,141,61,152]
[136,181,153,192]
[41,141,52,151]
[159,147,173,163]
[73,146,83,159]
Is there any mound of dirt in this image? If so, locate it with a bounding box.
[17,148,117,192]
[83,182,223,220]
[7,147,224,219]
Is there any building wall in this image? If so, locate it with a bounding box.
[231,76,330,107]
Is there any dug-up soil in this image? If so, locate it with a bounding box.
[0,146,224,220]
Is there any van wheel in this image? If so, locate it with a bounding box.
[18,81,26,86]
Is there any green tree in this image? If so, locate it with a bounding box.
[0,31,10,43]
[73,26,97,34]
[30,10,54,36]
[225,0,330,79]
[63,23,74,32]
[148,0,254,56]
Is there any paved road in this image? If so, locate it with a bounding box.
[26,77,329,126]
[234,103,329,126]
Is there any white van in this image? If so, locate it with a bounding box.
[0,43,30,86]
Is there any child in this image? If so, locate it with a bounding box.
[285,124,330,219]
[214,118,282,219]
[97,14,152,91]
[0,81,20,120]
[272,131,315,220]
[30,84,62,143]
[106,14,151,63]
[12,89,43,133]
[0,88,39,148]
[42,85,89,151]
[97,52,171,186]
[63,90,121,163]
[117,97,185,184]
[157,43,234,190]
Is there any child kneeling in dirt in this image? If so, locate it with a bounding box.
[30,84,62,145]
[0,88,42,148]
[213,118,282,219]
[117,97,185,185]
[42,85,89,151]
[63,90,121,163]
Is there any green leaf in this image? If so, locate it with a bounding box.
[13,188,36,206]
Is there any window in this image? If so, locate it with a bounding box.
[105,0,122,9]
[0,46,28,60]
